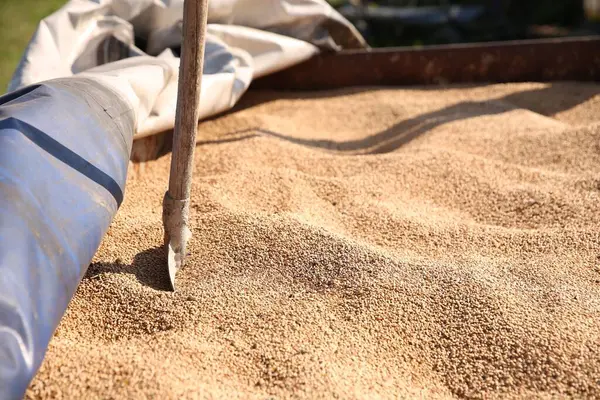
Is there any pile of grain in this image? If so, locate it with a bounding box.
[28,83,600,398]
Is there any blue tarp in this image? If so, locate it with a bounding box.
[0,78,135,399]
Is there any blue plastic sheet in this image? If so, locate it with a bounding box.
[0,78,135,399]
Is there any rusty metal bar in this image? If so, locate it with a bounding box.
[252,36,600,90]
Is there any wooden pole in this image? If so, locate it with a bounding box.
[169,0,209,200]
[163,0,210,290]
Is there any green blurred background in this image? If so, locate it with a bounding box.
[0,0,64,91]
[0,0,593,92]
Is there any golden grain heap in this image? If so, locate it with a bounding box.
[28,83,600,399]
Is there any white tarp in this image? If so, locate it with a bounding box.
[9,0,367,139]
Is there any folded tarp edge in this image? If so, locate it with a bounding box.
[7,0,366,139]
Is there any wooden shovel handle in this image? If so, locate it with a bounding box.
[168,0,210,200]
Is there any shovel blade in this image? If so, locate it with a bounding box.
[166,242,180,291]
[162,192,191,291]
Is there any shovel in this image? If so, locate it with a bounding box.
[162,0,210,291]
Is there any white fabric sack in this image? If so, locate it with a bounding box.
[9,0,366,139]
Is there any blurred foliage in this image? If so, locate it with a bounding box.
[0,0,65,92]
[330,0,590,47]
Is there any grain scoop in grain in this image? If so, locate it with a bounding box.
[162,0,210,291]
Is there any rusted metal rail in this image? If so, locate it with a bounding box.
[252,36,600,90]
[132,36,600,162]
